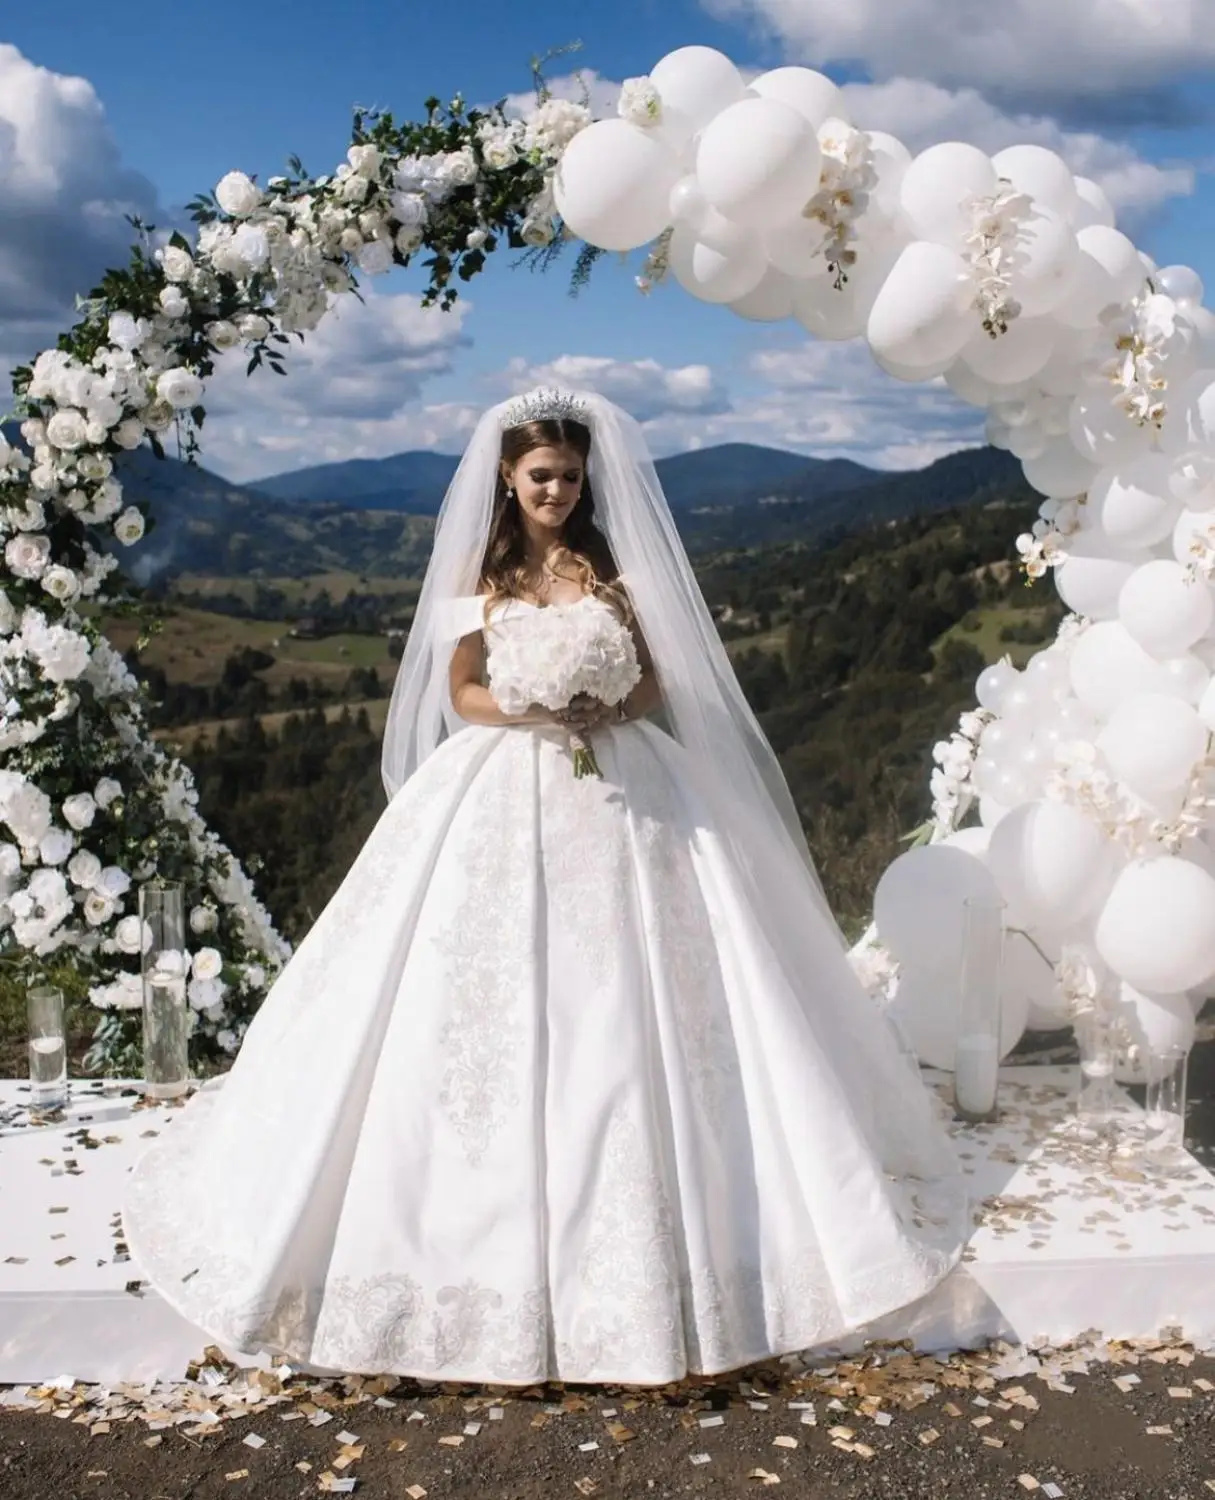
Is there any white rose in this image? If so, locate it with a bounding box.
[390,191,429,228]
[62,793,97,831]
[115,915,147,954]
[347,143,381,176]
[191,946,223,981]
[466,228,488,250]
[113,508,146,546]
[339,225,364,253]
[76,451,112,482]
[521,216,555,247]
[98,865,131,898]
[91,479,124,521]
[395,225,424,255]
[340,172,371,203]
[189,904,217,934]
[141,400,175,432]
[243,962,266,990]
[41,566,80,603]
[216,1028,240,1054]
[45,409,88,451]
[5,534,51,579]
[618,77,663,128]
[159,284,190,318]
[206,320,240,349]
[444,148,478,186]
[481,138,518,171]
[106,311,149,351]
[39,827,74,865]
[231,222,271,268]
[94,777,122,809]
[215,170,262,217]
[83,890,116,926]
[112,418,145,450]
[237,313,270,341]
[160,245,194,281]
[67,849,102,888]
[356,239,393,275]
[187,976,222,1011]
[156,368,204,410]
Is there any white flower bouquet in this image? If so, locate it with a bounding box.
[486,604,641,777]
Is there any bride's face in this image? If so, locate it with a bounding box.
[503,444,584,532]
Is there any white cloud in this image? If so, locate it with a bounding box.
[0,45,161,369]
[497,354,731,422]
[843,77,1195,218]
[701,0,1215,105]
[203,289,475,480]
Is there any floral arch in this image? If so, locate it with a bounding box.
[2,44,1214,1075]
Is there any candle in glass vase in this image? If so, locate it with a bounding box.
[954,1033,999,1119]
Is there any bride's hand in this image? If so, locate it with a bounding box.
[557,694,611,730]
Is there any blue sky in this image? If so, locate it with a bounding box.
[2,0,1213,482]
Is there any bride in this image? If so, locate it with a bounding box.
[122,387,970,1386]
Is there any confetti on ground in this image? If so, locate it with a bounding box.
[1017,1478,1040,1492]
[437,1434,464,1447]
[335,1428,360,1444]
[698,1413,724,1427]
[241,1433,266,1449]
[224,1470,248,1481]
[773,1434,797,1448]
[573,1480,598,1496]
[1042,1486,1064,1499]
[689,1453,711,1465]
[577,1440,599,1452]
[747,1468,781,1485]
[404,1487,427,1499]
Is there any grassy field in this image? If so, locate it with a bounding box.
[173,570,423,605]
[934,602,1057,668]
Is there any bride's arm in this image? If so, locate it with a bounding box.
[448,630,560,727]
[620,619,662,720]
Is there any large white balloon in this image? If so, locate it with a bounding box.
[866,241,974,367]
[1156,264,1205,305]
[1096,856,1215,994]
[874,844,1003,973]
[887,958,1028,1072]
[649,46,747,145]
[1071,175,1116,231]
[960,316,1057,384]
[1021,437,1100,499]
[1056,225,1145,329]
[764,214,830,277]
[1069,621,1168,716]
[1006,210,1079,317]
[1094,455,1181,550]
[1054,536,1139,620]
[899,143,997,246]
[552,120,682,252]
[1004,929,1070,1029]
[987,800,1115,931]
[668,211,767,304]
[696,97,823,228]
[1120,986,1197,1072]
[1118,558,1214,657]
[749,66,846,127]
[728,267,798,321]
[992,144,1080,221]
[795,246,898,340]
[1097,692,1208,798]
[1160,368,1215,457]
[1069,387,1154,467]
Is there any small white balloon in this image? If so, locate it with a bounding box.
[1172,506,1215,568]
[668,211,767,304]
[1119,558,1215,658]
[1071,175,1116,230]
[1069,387,1153,467]
[1155,264,1205,305]
[1169,452,1215,510]
[1055,542,1139,621]
[960,316,1057,385]
[553,120,683,252]
[764,215,830,278]
[728,266,798,321]
[669,174,711,231]
[1097,692,1208,798]
[1160,368,1215,457]
[1093,454,1181,550]
[975,659,1020,712]
[696,97,823,228]
[1096,856,1215,994]
[1021,437,1100,499]
[1159,652,1210,706]
[794,245,897,340]
[866,241,975,367]
[991,144,1080,221]
[1055,225,1146,329]
[899,142,997,247]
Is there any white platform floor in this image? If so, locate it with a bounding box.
[1,1066,1213,1384]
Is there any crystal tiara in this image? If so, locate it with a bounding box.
[499,387,591,430]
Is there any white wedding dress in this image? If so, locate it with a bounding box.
[123,595,970,1386]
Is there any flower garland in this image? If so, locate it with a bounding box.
[961,180,1035,337]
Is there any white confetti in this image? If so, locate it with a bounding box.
[690,1453,711,1465]
[241,1433,266,1449]
[698,1414,725,1428]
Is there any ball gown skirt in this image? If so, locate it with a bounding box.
[122,715,970,1386]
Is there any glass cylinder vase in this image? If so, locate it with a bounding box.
[1074,1011,1122,1139]
[139,881,190,1100]
[953,896,1006,1123]
[1140,1044,1189,1161]
[27,984,68,1112]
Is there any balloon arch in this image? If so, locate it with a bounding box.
[2,44,1214,1076]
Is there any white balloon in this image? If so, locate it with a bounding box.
[668,211,767,304]
[979,796,1012,829]
[1006,211,1079,317]
[1069,387,1154,467]
[1069,621,1168,716]
[1196,672,1215,730]
[866,241,975,367]
[552,120,682,252]
[795,246,897,341]
[943,826,992,858]
[874,844,1003,972]
[865,130,913,223]
[975,659,1020,712]
[1055,539,1139,620]
[649,46,747,144]
[987,800,1115,931]
[1169,452,1215,510]
[749,66,846,128]
[1056,225,1146,329]
[960,316,1057,384]
[764,215,830,278]
[1036,325,1101,396]
[1159,367,1215,457]
[1159,652,1210,705]
[1172,506,1215,567]
[728,266,798,321]
[1093,455,1181,550]
[1096,856,1215,994]
[1121,986,1196,1072]
[945,359,1000,406]
[1156,264,1205,305]
[1005,929,1069,1029]
[669,174,711,231]
[1071,175,1116,230]
[899,143,997,247]
[1119,558,1214,658]
[696,97,823,228]
[1097,692,1208,797]
[1020,437,1100,499]
[887,956,1028,1071]
[992,144,1080,221]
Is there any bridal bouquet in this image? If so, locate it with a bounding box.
[487,605,641,777]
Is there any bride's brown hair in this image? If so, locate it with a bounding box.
[480,418,633,625]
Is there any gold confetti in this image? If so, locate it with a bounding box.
[224,1470,248,1481]
[387,1438,409,1452]
[573,1481,599,1497]
[1168,1388,1193,1399]
[1146,1425,1173,1436]
[437,1434,464,1447]
[918,1428,940,1446]
[1018,1478,1040,1492]
[773,1435,797,1448]
[746,1469,781,1485]
[606,1422,635,1443]
[405,1487,427,1499]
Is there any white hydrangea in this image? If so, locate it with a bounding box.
[521,98,591,157]
[618,77,662,127]
[21,611,91,683]
[486,602,641,716]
